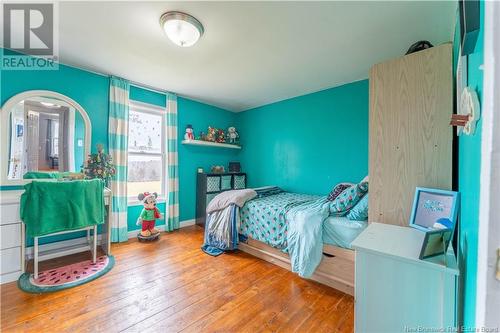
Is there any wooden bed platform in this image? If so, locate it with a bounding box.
[238,237,355,295]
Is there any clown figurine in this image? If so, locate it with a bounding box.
[136,192,163,239]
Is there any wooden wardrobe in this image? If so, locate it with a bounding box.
[368,43,453,226]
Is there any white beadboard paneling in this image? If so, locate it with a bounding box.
[0,204,21,225]
[1,247,21,274]
[0,223,21,249]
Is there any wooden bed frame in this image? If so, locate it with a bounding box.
[238,237,355,296]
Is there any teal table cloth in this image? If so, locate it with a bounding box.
[20,179,105,237]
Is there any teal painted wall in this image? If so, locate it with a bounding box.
[178,98,240,221]
[236,80,369,195]
[127,85,240,222]
[1,59,238,238]
[1,63,110,151]
[453,1,484,326]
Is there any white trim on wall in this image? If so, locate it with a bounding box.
[476,0,500,328]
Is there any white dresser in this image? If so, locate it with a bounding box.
[351,223,459,332]
[0,191,25,283]
[0,188,112,284]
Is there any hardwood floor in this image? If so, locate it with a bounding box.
[0,226,354,333]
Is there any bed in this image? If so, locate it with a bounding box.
[237,191,367,295]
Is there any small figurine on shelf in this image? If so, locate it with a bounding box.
[216,128,226,143]
[206,126,217,142]
[211,165,225,173]
[136,192,163,241]
[226,127,239,144]
[184,124,195,140]
[197,131,206,141]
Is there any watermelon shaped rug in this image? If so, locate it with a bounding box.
[18,255,114,293]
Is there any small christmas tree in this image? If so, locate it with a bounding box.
[83,144,116,186]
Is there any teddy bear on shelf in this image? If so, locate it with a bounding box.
[136,192,163,237]
[226,127,239,144]
[184,124,194,140]
[206,126,217,142]
[216,128,226,143]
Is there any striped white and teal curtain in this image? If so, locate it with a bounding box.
[165,93,180,231]
[108,77,130,242]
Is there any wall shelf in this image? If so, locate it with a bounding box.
[181,139,241,149]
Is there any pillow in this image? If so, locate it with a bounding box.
[327,183,353,201]
[329,181,368,216]
[347,194,369,221]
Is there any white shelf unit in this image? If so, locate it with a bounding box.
[181,139,241,149]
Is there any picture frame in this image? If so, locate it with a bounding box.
[409,187,460,234]
[419,228,453,260]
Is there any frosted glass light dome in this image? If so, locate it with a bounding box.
[160,12,204,47]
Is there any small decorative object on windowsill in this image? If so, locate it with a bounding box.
[211,165,225,173]
[226,127,239,144]
[450,87,480,136]
[83,144,116,187]
[184,124,195,140]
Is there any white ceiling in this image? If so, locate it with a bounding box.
[58,1,456,112]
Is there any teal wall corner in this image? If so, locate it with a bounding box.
[236,79,369,196]
[178,97,240,221]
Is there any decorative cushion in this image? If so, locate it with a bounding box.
[329,181,368,216]
[347,194,369,221]
[327,183,353,201]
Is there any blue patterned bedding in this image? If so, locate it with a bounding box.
[239,192,320,251]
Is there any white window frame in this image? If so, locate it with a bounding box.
[127,100,166,205]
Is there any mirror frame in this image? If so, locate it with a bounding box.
[0,90,92,186]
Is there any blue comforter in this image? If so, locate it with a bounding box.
[239,193,330,277]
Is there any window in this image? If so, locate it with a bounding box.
[127,101,165,199]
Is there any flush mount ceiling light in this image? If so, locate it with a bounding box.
[160,11,204,47]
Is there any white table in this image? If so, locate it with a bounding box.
[21,187,112,278]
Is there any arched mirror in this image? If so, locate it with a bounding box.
[1,90,91,185]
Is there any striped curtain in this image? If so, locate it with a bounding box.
[165,93,180,231]
[108,77,130,242]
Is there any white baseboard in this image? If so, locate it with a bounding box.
[1,271,22,284]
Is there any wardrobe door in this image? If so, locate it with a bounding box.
[369,43,453,226]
